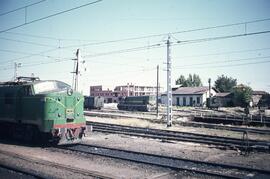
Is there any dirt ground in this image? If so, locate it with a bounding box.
[0,141,180,179]
[85,116,270,170]
[0,124,269,178]
[0,113,269,178]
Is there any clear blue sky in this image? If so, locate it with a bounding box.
[0,0,270,94]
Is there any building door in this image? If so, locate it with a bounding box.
[176,97,180,106]
[190,97,193,106]
[183,97,186,106]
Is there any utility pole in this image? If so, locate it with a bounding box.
[72,49,81,92]
[14,62,22,81]
[156,65,159,118]
[208,78,211,98]
[127,83,130,96]
[208,78,211,108]
[166,36,172,127]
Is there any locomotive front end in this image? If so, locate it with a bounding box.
[34,80,86,144]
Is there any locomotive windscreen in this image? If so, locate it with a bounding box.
[33,81,71,94]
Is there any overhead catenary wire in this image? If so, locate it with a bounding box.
[0,43,164,71]
[4,31,98,42]
[174,55,270,69]
[135,46,270,62]
[0,0,46,17]
[61,17,270,48]
[0,47,63,65]
[83,43,163,58]
[175,30,270,45]
[0,0,103,34]
[174,59,270,69]
[0,37,57,48]
[3,17,270,47]
[1,28,270,71]
[173,47,270,59]
[1,16,269,66]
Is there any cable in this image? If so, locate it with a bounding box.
[174,59,270,69]
[1,29,270,71]
[176,30,270,45]
[81,30,270,59]
[173,47,270,59]
[0,43,163,71]
[4,31,100,42]
[0,49,72,67]
[83,43,163,58]
[0,0,46,17]
[0,0,103,34]
[174,55,270,69]
[3,17,270,47]
[0,37,57,48]
[0,47,61,64]
[136,47,270,62]
[61,17,270,48]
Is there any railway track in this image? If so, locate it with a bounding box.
[59,143,270,179]
[193,116,270,127]
[87,121,270,152]
[0,149,113,179]
[85,110,270,135]
[0,163,44,179]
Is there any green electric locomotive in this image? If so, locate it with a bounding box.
[0,77,86,144]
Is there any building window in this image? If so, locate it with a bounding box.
[197,97,200,104]
[189,97,193,106]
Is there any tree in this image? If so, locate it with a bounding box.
[175,74,203,87]
[175,75,186,86]
[214,75,237,92]
[232,84,253,107]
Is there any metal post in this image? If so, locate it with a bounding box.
[166,36,172,127]
[14,62,22,81]
[76,49,81,92]
[156,65,159,118]
[208,78,211,109]
[14,62,17,80]
[127,83,130,96]
[72,49,80,92]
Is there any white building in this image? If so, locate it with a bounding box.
[161,86,217,107]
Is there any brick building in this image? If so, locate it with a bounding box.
[90,83,163,103]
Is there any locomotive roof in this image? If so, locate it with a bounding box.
[0,79,66,87]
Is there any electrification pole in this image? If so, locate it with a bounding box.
[75,49,81,92]
[72,49,80,92]
[156,65,159,118]
[166,36,172,127]
[14,62,22,81]
[208,78,211,108]
[208,78,211,98]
